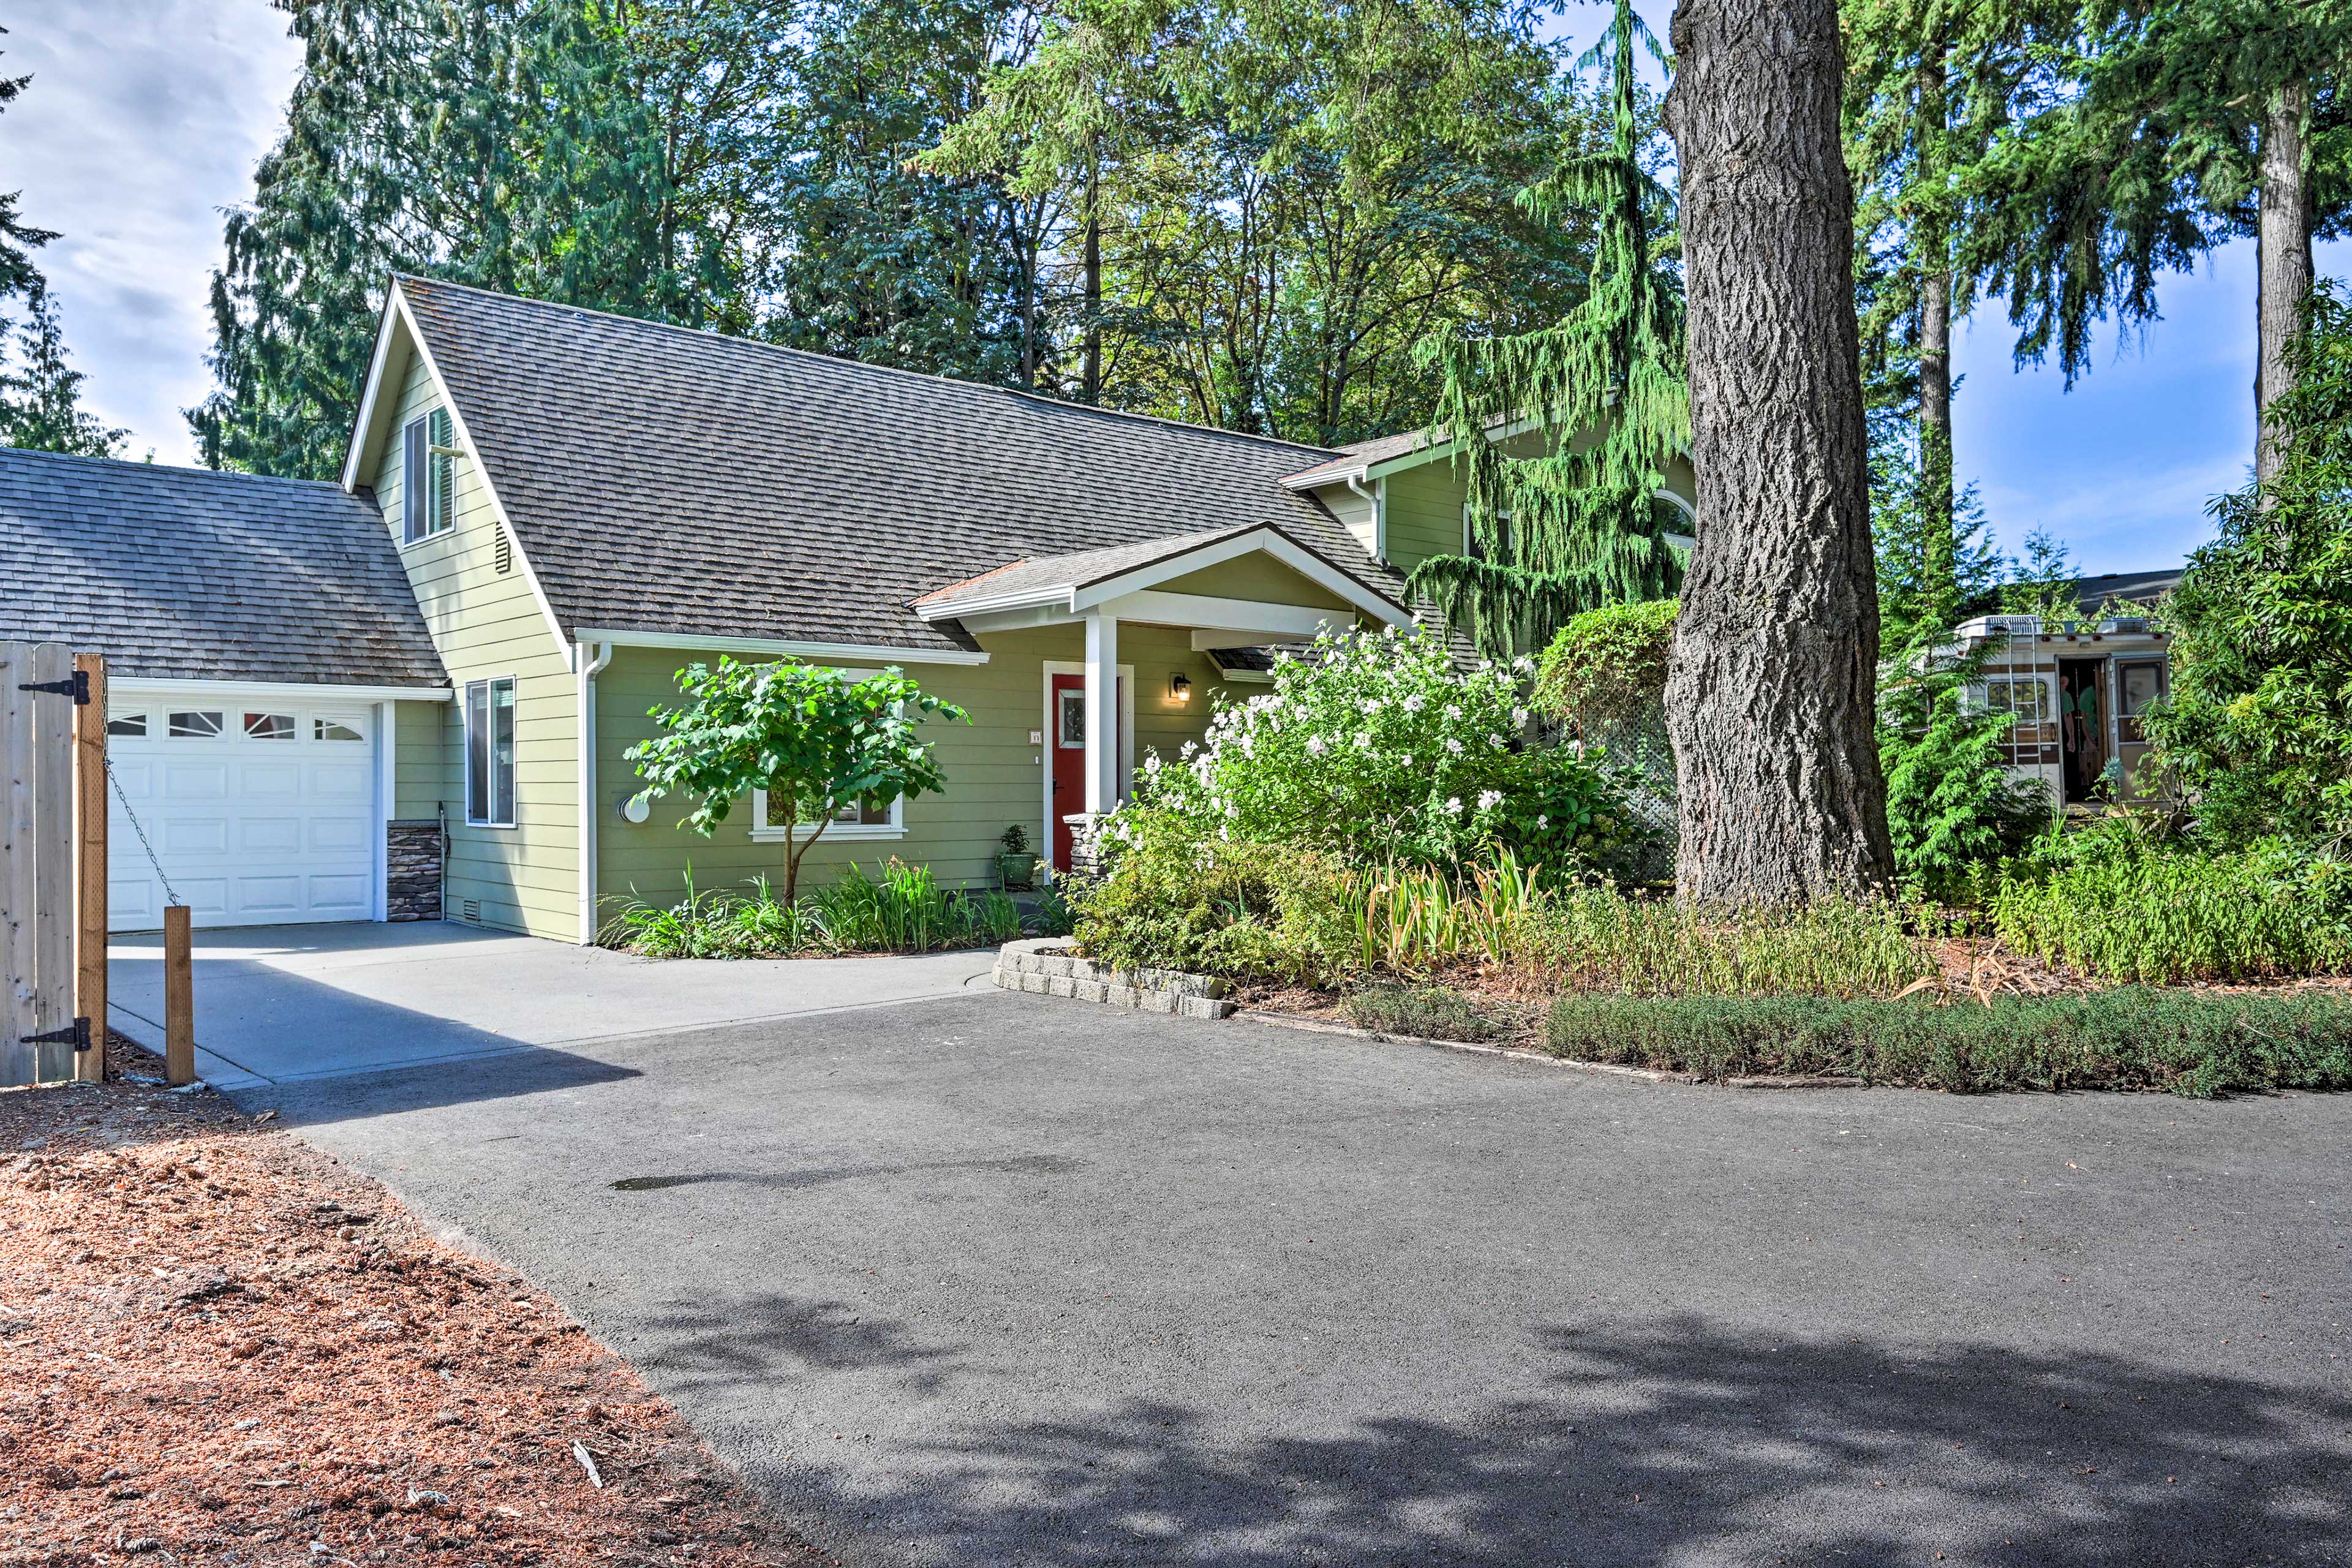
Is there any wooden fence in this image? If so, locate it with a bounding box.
[2,642,105,1088]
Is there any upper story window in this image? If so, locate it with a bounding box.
[401,407,458,545]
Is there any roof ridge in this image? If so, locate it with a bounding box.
[392,273,1346,463]
[0,445,350,492]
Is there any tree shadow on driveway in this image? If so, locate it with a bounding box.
[679,1308,2350,1566]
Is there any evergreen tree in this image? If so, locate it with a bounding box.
[0,289,126,459]
[0,24,53,310]
[1404,0,1687,659]
[189,0,786,480]
[1961,0,2348,466]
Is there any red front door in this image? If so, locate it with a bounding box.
[1049,673,1119,869]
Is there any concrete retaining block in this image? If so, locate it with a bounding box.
[992,938,1238,1020]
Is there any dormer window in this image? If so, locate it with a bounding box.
[401,407,458,544]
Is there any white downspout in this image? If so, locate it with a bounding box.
[575,639,614,944]
[1344,473,1386,562]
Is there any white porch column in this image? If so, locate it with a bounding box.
[1084,609,1120,812]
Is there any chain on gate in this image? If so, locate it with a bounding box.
[107,754,183,908]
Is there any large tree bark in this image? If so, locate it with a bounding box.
[2255,78,2314,488]
[1916,40,1956,628]
[1662,0,1895,907]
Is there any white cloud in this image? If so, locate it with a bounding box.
[0,2,304,464]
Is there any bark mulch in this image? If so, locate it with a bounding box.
[1,1038,829,1568]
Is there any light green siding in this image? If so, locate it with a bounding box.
[592,623,1237,912]
[391,698,447,820]
[369,341,581,940]
[1379,463,1469,573]
[1153,556,1352,609]
[1317,483,1378,558]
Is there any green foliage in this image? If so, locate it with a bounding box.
[627,657,965,903]
[2146,282,2352,848]
[1545,986,2352,1097]
[1404,0,1688,658]
[601,863,1020,957]
[0,290,126,459]
[1522,884,1940,998]
[0,26,55,310]
[1123,625,1640,871]
[810,859,1022,952]
[1992,829,2352,983]
[922,0,1595,434]
[1875,633,2052,900]
[1533,597,1678,731]
[1343,985,1501,1042]
[1071,824,1359,981]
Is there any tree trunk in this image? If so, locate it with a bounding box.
[1661,0,1894,907]
[1082,148,1104,404]
[2255,78,2313,488]
[1916,42,1956,630]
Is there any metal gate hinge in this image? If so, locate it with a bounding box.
[15,670,90,704]
[20,1017,92,1052]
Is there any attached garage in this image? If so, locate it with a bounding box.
[0,448,452,933]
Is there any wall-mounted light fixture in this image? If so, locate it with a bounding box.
[1169,672,1192,704]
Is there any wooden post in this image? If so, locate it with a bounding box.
[2,643,35,1088]
[28,646,72,1084]
[164,905,194,1087]
[74,654,105,1082]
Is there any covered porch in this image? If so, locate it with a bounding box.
[915,522,1413,870]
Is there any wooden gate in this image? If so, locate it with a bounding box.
[2,641,103,1088]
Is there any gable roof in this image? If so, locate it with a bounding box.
[1278,429,1441,489]
[911,521,1407,622]
[0,448,447,688]
[383,277,1406,655]
[2067,568,2182,613]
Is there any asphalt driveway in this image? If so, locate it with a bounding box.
[254,990,2351,1567]
[109,921,995,1087]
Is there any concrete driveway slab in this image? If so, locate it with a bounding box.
[108,920,994,1087]
[255,991,2352,1567]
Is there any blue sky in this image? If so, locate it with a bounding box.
[0,0,2341,575]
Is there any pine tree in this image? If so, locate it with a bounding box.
[1403,0,1687,660]
[0,23,55,309]
[0,290,126,459]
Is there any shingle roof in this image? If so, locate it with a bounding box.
[0,448,447,687]
[2067,568,2182,613]
[397,277,1406,654]
[913,526,1257,610]
[1278,429,1439,488]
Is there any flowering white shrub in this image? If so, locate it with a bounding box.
[1120,625,1623,867]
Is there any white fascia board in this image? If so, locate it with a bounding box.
[578,628,991,666]
[1072,528,1409,625]
[338,294,407,492]
[110,677,454,703]
[912,584,1075,621]
[1099,591,1341,638]
[383,282,574,658]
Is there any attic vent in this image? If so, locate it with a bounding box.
[461,899,481,924]
[492,525,513,575]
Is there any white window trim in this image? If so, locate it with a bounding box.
[743,663,911,843]
[748,790,906,843]
[398,407,460,550]
[464,674,519,829]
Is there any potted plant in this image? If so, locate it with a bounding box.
[995,823,1039,891]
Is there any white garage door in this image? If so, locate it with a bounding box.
[105,698,379,932]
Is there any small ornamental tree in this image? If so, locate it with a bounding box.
[627,657,967,903]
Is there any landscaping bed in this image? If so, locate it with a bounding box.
[0,1042,824,1568]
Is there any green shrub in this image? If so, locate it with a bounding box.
[1992,834,2352,983]
[1534,598,1678,733]
[1523,883,1940,997]
[1343,985,1501,1042]
[1544,988,2352,1096]
[601,862,1017,957]
[812,859,1020,953]
[1073,818,1357,981]
[1125,624,1645,871]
